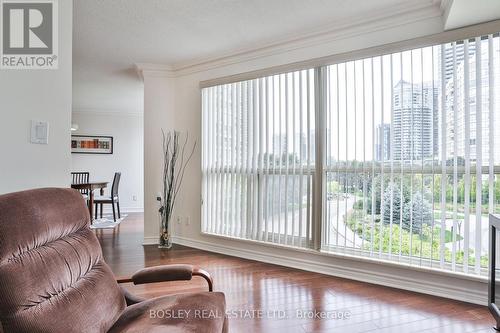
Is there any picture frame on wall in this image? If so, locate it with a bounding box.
[71,135,113,154]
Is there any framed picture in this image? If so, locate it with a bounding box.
[71,135,113,154]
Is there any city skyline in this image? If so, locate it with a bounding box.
[216,41,500,166]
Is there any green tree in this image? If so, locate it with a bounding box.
[367,176,381,215]
[381,181,432,234]
[403,191,432,234]
[328,180,340,194]
[382,183,402,226]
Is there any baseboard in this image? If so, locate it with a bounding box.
[121,207,144,213]
[143,236,158,245]
[99,206,144,214]
[170,235,488,306]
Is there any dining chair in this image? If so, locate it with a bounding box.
[94,172,121,222]
[71,172,90,200]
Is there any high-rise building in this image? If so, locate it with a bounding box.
[443,40,500,164]
[392,80,437,161]
[375,124,390,161]
[442,42,476,83]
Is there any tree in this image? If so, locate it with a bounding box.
[366,176,381,215]
[328,180,340,194]
[381,181,432,234]
[433,174,441,203]
[382,183,402,226]
[402,191,432,234]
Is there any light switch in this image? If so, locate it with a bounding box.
[30,120,49,144]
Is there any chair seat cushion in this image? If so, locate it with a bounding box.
[108,292,227,333]
[94,195,117,202]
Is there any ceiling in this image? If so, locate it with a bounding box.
[72,0,451,113]
[444,0,500,30]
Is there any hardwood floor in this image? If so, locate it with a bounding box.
[97,213,496,333]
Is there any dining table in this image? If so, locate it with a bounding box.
[71,181,108,223]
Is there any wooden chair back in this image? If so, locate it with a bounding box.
[71,172,90,195]
[111,172,121,198]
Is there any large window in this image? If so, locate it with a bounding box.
[202,33,500,276]
[202,70,316,248]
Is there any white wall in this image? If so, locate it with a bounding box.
[71,111,144,212]
[143,74,176,238]
[0,0,73,194]
[141,14,491,304]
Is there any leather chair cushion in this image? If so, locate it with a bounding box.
[108,292,227,333]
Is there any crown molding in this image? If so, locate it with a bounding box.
[170,0,443,76]
[439,0,453,12]
[135,63,176,79]
[440,0,454,28]
[131,1,443,79]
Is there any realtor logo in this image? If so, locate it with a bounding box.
[1,0,58,69]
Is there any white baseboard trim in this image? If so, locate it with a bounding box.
[168,235,488,306]
[99,206,144,214]
[143,236,159,245]
[120,207,144,213]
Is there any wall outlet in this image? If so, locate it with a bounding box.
[132,195,137,201]
[185,216,190,225]
[176,216,182,224]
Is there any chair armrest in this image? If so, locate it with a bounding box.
[117,264,214,291]
[119,286,145,306]
[193,267,214,292]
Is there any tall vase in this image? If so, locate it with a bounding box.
[158,215,172,249]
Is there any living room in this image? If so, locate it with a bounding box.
[2,1,500,332]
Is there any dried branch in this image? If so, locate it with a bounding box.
[159,130,197,231]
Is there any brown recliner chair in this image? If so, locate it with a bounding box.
[0,188,227,333]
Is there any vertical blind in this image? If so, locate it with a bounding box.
[202,70,315,248]
[202,33,500,276]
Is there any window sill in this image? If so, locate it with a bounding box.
[200,231,487,283]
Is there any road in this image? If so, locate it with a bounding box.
[325,195,364,247]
